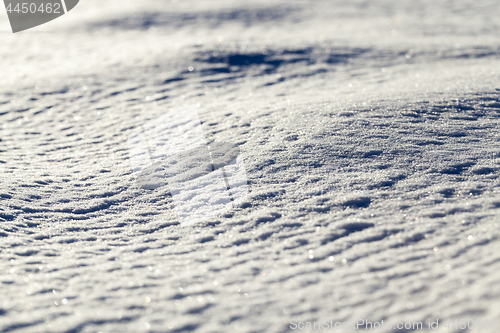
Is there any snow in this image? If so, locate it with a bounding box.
[1,0,500,332]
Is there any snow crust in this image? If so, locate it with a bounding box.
[1,0,500,332]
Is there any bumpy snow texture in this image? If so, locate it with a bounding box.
[1,0,500,332]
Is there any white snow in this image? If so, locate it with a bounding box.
[1,0,500,332]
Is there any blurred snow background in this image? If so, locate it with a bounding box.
[1,0,500,332]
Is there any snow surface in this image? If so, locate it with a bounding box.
[1,0,500,332]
